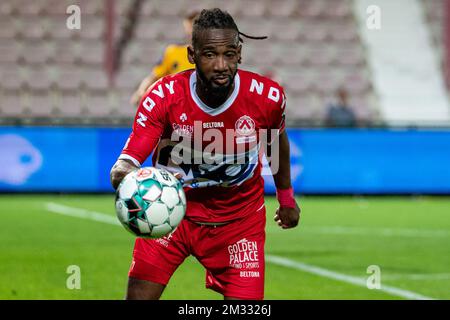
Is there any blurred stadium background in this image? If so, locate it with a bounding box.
[0,0,450,300]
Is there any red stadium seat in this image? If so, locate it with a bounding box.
[153,0,186,17]
[343,73,371,95]
[0,65,25,90]
[50,40,81,64]
[44,0,78,15]
[0,90,25,116]
[216,1,241,17]
[78,0,105,16]
[55,65,83,90]
[298,22,330,42]
[270,0,298,18]
[84,91,113,117]
[156,18,185,42]
[297,0,327,18]
[281,70,316,94]
[0,1,15,16]
[47,16,78,40]
[79,15,104,40]
[349,93,378,125]
[270,19,301,42]
[244,45,277,66]
[135,18,163,41]
[323,0,352,18]
[0,0,378,125]
[81,68,109,91]
[286,93,324,122]
[26,89,55,117]
[331,28,359,43]
[335,48,365,67]
[0,39,21,63]
[22,42,53,65]
[13,0,44,16]
[234,0,267,18]
[115,70,139,91]
[314,73,341,95]
[58,91,84,117]
[17,17,49,40]
[116,64,150,90]
[79,40,104,65]
[273,43,305,67]
[0,16,19,39]
[303,48,335,67]
[114,89,137,117]
[25,66,55,91]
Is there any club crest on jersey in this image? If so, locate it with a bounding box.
[235,115,255,136]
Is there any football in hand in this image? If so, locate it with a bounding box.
[115,167,186,238]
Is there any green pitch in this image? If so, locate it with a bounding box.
[0,195,449,300]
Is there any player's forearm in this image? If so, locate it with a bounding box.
[110,159,139,190]
[272,131,292,190]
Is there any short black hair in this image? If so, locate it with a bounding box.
[192,8,239,48]
[192,8,267,49]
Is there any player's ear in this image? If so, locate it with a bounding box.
[187,45,195,64]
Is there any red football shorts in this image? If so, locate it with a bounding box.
[128,204,266,300]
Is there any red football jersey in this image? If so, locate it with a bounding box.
[120,69,286,223]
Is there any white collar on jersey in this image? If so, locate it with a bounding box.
[189,70,240,116]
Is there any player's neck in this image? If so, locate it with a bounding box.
[195,82,235,109]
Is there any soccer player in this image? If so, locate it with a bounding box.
[111,8,301,300]
[130,11,198,106]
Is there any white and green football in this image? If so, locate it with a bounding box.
[115,167,186,238]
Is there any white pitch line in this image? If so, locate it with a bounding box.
[266,255,435,300]
[44,202,438,300]
[47,203,450,239]
[45,202,120,226]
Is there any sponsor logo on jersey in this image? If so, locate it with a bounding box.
[235,115,255,136]
[172,123,194,137]
[171,121,225,137]
[203,121,224,129]
[228,238,260,275]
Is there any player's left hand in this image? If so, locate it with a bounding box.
[274,203,300,229]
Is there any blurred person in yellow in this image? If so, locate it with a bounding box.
[130,11,198,105]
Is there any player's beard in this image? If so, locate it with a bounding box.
[196,67,236,104]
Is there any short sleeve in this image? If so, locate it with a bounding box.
[268,85,287,135]
[120,80,168,165]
